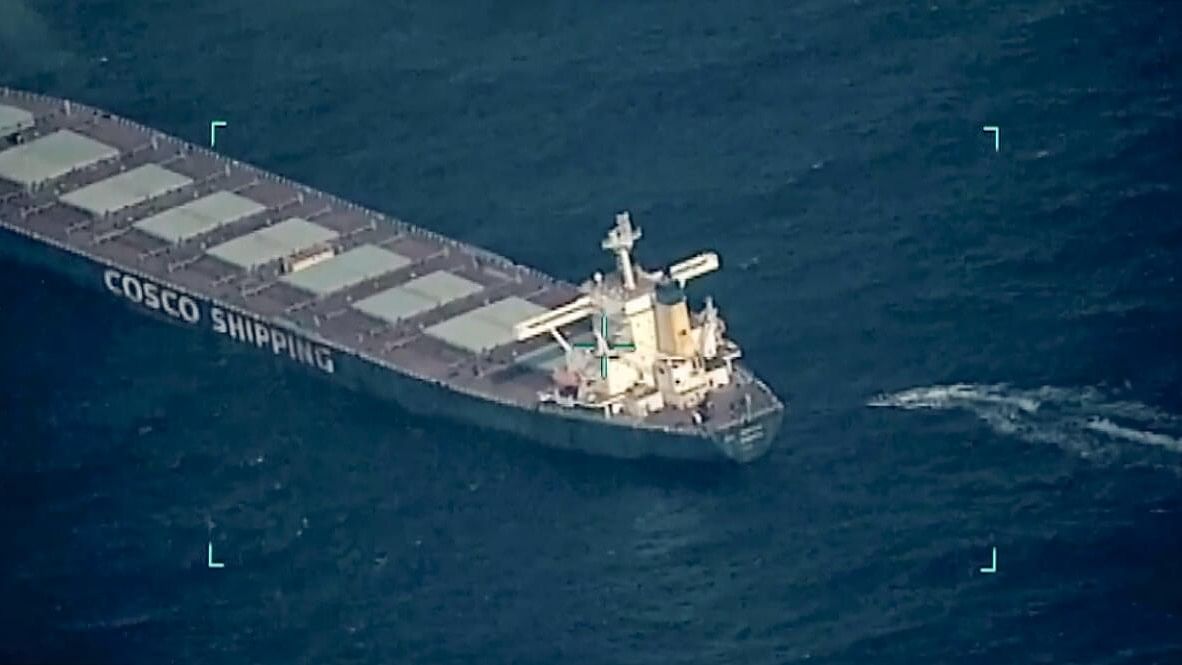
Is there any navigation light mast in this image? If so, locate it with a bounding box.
[602,211,641,291]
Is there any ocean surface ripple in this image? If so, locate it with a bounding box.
[2,1,1180,664]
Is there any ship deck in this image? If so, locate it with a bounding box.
[0,87,781,436]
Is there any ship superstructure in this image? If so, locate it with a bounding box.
[515,212,745,422]
[0,87,783,462]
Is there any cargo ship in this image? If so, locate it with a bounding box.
[0,87,783,462]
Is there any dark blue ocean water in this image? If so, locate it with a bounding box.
[2,1,1181,663]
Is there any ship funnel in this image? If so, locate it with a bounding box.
[654,279,694,357]
[602,211,641,291]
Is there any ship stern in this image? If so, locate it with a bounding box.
[707,369,784,463]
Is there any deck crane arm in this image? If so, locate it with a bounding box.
[665,251,719,287]
[512,295,595,343]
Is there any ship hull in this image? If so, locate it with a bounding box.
[0,221,780,462]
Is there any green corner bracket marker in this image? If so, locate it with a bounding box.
[208,541,225,569]
[573,314,635,378]
[209,120,228,148]
[979,546,997,574]
[983,125,999,152]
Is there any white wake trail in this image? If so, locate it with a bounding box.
[1084,418,1182,454]
[868,383,1182,461]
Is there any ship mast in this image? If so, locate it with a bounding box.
[601,211,641,291]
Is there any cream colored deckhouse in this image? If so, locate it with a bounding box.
[514,212,742,420]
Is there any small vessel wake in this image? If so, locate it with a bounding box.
[868,383,1182,460]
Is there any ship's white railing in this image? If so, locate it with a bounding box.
[0,86,567,292]
[3,87,777,438]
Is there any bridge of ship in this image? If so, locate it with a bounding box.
[0,92,779,430]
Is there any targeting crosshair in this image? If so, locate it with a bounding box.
[572,313,635,378]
